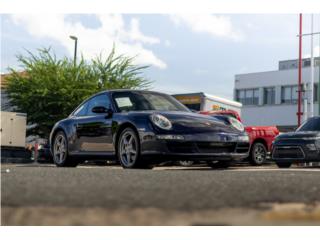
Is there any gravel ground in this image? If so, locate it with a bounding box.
[2,164,320,225]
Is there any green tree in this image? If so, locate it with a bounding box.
[6,47,151,138]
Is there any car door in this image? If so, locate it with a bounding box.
[75,93,114,153]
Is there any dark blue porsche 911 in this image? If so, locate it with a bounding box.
[50,90,250,169]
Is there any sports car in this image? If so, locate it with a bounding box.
[272,116,320,168]
[50,90,250,169]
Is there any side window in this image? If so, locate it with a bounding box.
[73,102,89,117]
[87,94,111,116]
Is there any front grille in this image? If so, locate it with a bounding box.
[196,142,236,153]
[273,146,305,159]
[167,142,197,153]
[235,143,250,153]
[166,142,237,154]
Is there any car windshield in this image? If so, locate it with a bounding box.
[112,91,190,112]
[296,118,320,132]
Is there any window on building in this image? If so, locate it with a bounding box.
[304,60,311,67]
[236,88,259,106]
[237,90,245,104]
[245,89,253,105]
[314,84,318,102]
[264,87,275,105]
[253,89,259,105]
[281,85,298,104]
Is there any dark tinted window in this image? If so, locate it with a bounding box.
[112,91,189,112]
[297,118,320,131]
[73,102,89,117]
[87,94,111,116]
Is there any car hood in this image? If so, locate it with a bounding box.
[277,131,320,140]
[126,111,243,134]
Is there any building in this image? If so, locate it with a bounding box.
[234,57,320,131]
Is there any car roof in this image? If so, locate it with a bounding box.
[309,116,320,120]
[93,89,169,97]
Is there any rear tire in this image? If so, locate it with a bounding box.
[117,127,153,169]
[250,142,267,166]
[53,131,79,167]
[208,160,231,169]
[276,162,292,168]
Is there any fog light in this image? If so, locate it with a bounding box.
[306,144,317,151]
[156,135,184,140]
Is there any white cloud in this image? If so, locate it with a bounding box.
[164,40,171,47]
[193,68,209,76]
[11,14,167,69]
[170,14,244,41]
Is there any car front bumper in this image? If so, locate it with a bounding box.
[272,141,320,162]
[139,131,250,161]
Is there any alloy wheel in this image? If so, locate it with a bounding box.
[253,143,266,164]
[119,131,138,167]
[54,134,67,164]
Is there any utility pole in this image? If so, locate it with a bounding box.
[310,14,314,118]
[297,13,303,126]
[298,31,320,116]
[319,34,320,116]
[69,35,78,67]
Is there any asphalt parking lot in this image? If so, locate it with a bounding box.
[1,162,320,225]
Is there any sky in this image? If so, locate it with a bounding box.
[1,14,320,100]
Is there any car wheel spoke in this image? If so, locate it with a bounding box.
[130,149,136,155]
[126,152,131,163]
[119,131,139,167]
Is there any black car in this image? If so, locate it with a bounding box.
[272,116,320,168]
[50,90,250,169]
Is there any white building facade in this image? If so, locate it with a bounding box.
[234,58,320,131]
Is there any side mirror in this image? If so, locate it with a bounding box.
[91,106,113,117]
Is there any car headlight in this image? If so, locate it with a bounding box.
[238,135,250,142]
[150,114,172,130]
[228,117,244,132]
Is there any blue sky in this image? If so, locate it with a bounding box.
[1,14,320,99]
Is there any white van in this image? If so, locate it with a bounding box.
[172,92,242,115]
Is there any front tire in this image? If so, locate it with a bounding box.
[276,162,292,168]
[250,142,267,166]
[53,131,78,167]
[117,128,152,169]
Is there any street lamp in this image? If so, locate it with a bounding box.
[297,30,320,118]
[69,35,78,66]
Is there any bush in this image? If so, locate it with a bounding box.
[6,47,151,137]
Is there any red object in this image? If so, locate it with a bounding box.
[200,110,280,152]
[297,13,303,126]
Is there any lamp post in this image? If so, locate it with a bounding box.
[298,30,320,117]
[69,35,78,67]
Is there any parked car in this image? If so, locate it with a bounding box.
[272,116,320,168]
[50,90,250,169]
[36,142,53,163]
[200,110,279,165]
